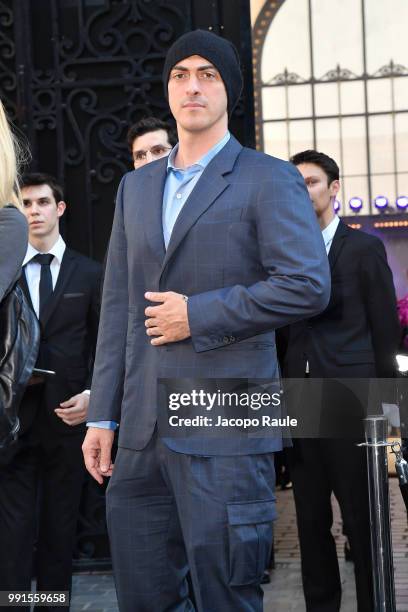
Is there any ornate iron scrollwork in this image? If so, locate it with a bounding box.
[0,0,17,119]
[373,60,408,78]
[320,64,359,82]
[266,67,305,86]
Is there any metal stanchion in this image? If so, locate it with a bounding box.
[363,416,396,612]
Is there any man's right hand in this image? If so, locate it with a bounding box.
[82,427,114,484]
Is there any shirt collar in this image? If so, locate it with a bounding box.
[321,214,340,247]
[167,131,231,174]
[23,234,66,266]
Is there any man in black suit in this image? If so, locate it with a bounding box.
[278,150,400,612]
[0,173,101,608]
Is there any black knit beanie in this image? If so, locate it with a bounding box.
[163,29,243,116]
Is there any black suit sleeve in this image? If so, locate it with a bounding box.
[360,238,400,378]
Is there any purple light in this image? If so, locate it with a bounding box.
[334,199,341,212]
[374,195,388,209]
[349,197,363,212]
[396,196,408,210]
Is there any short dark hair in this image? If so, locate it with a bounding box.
[20,172,64,203]
[126,117,177,152]
[290,150,340,185]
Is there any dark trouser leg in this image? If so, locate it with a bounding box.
[0,387,43,612]
[35,433,85,611]
[325,439,373,612]
[0,441,38,612]
[106,435,193,612]
[288,440,341,612]
[164,445,277,612]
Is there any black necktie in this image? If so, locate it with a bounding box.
[33,253,54,318]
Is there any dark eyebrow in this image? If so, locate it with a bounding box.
[171,64,217,72]
[197,65,217,72]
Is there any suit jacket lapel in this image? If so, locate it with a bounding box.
[143,159,168,265]
[40,249,78,327]
[328,219,348,272]
[18,269,35,313]
[160,136,243,278]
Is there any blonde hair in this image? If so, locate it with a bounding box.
[0,99,23,209]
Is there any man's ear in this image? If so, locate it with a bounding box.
[330,180,340,198]
[57,200,67,218]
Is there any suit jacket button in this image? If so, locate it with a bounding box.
[229,336,235,342]
[223,336,230,344]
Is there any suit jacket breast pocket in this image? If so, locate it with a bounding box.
[63,292,86,299]
[201,206,244,223]
[60,292,88,322]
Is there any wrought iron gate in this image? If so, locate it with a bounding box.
[1,0,254,260]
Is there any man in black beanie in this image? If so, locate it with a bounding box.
[162,29,243,116]
[83,28,330,611]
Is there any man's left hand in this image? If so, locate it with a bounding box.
[145,291,190,346]
[55,392,89,426]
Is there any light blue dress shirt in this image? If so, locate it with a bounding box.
[162,131,230,247]
[87,131,231,431]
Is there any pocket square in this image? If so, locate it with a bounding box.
[63,292,85,298]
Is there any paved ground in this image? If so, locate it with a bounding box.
[69,477,408,611]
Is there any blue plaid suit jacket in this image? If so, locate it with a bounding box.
[88,135,330,454]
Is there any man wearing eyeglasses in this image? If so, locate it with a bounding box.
[127,117,177,169]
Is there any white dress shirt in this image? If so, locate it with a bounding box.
[22,235,66,318]
[321,214,340,255]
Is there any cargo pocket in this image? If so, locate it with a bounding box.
[227,499,277,586]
